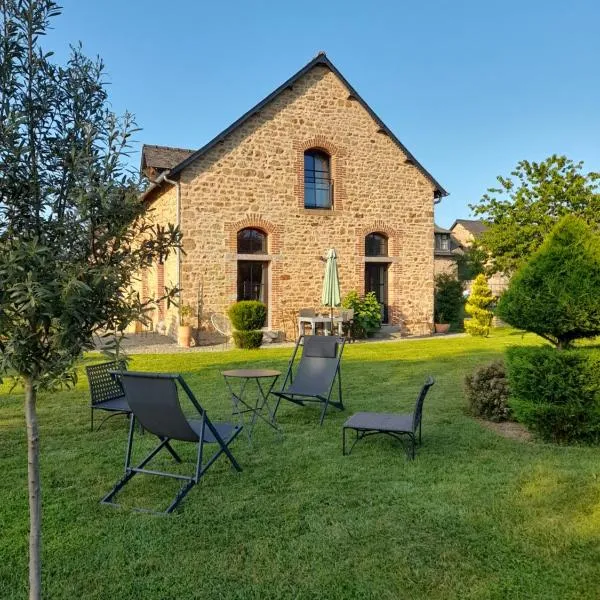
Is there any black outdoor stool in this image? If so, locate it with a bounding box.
[101,371,243,514]
[272,335,345,425]
[86,360,130,431]
[342,376,435,459]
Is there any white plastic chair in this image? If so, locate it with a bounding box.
[211,313,232,349]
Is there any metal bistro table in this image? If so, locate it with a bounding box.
[221,369,282,445]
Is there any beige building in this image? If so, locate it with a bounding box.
[137,53,448,339]
[433,224,460,277]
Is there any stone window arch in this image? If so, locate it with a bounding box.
[365,232,388,257]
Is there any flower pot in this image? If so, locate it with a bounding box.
[434,323,450,334]
[178,325,192,348]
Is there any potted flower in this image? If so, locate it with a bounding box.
[178,304,193,347]
[434,310,450,334]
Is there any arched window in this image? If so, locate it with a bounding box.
[304,150,331,209]
[365,232,388,257]
[237,228,267,254]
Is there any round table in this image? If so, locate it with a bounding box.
[221,369,282,445]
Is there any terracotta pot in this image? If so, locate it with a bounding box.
[178,325,192,347]
[434,323,450,334]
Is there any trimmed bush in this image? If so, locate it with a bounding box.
[464,360,511,422]
[228,301,267,331]
[497,216,600,349]
[465,274,494,337]
[434,274,464,328]
[506,346,600,443]
[232,330,263,349]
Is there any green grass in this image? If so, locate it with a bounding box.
[1,329,600,599]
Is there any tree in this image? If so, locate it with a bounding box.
[464,274,494,337]
[470,155,600,274]
[496,216,600,349]
[0,3,181,598]
[434,274,464,327]
[456,243,487,281]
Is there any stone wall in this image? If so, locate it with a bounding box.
[434,256,458,277]
[148,64,440,337]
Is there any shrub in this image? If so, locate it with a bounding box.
[506,346,600,443]
[228,301,267,331]
[465,274,494,337]
[228,301,266,349]
[434,274,464,327]
[232,330,263,349]
[464,360,511,422]
[497,216,600,349]
[341,291,382,338]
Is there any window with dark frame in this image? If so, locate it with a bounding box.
[435,233,450,251]
[237,228,267,254]
[365,232,388,257]
[304,150,332,209]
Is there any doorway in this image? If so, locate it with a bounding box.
[365,263,389,324]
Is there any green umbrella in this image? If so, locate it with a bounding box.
[321,248,341,332]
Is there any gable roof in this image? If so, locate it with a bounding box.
[153,52,447,198]
[450,219,488,237]
[434,223,452,234]
[141,144,195,173]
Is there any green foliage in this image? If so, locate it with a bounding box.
[456,244,487,280]
[179,304,193,326]
[497,216,600,349]
[506,346,600,443]
[470,155,600,274]
[434,274,463,326]
[465,274,494,337]
[231,330,263,349]
[464,360,511,422]
[341,291,382,338]
[0,2,182,386]
[228,301,267,331]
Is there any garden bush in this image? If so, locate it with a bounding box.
[464,360,511,421]
[228,301,266,349]
[464,274,494,337]
[434,274,464,328]
[232,330,264,349]
[228,301,267,331]
[506,345,600,443]
[341,291,382,338]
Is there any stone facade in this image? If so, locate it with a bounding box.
[434,256,458,277]
[141,60,444,339]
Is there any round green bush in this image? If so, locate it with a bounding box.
[232,330,263,349]
[228,301,267,331]
[464,360,511,422]
[506,345,600,443]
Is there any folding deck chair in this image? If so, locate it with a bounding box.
[272,335,345,425]
[101,372,243,514]
[342,376,435,459]
[86,360,130,431]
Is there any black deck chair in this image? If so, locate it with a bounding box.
[272,335,345,425]
[86,360,130,431]
[342,377,435,459]
[101,372,243,514]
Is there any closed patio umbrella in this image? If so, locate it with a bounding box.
[321,248,341,333]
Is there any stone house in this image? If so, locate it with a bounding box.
[433,224,461,277]
[137,53,448,339]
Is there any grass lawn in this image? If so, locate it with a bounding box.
[1,329,600,599]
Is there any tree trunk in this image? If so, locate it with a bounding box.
[24,377,41,600]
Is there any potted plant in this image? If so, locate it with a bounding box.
[434,311,450,334]
[178,304,193,347]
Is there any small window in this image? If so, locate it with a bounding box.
[304,150,331,209]
[237,228,267,254]
[365,233,388,257]
[436,234,450,251]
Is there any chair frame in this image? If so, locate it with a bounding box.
[342,377,435,459]
[272,335,345,425]
[101,372,242,514]
[86,360,130,431]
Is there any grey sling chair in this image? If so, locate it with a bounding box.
[86,360,130,431]
[272,335,345,425]
[101,372,243,514]
[342,377,435,459]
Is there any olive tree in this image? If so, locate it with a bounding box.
[0,2,180,598]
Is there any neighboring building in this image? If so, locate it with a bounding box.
[136,52,448,339]
[449,219,510,295]
[433,224,462,277]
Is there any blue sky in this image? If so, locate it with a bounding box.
[46,0,600,227]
